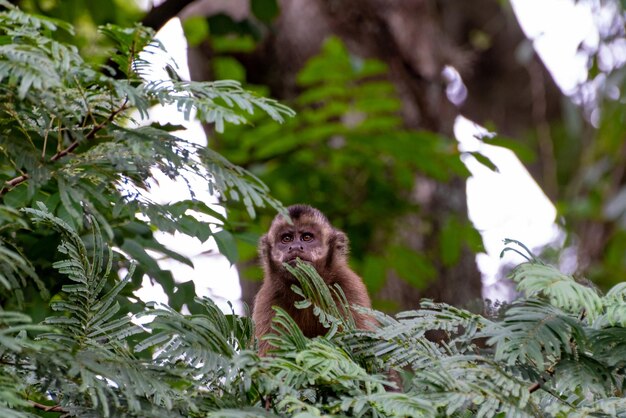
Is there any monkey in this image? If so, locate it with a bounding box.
[252,204,372,355]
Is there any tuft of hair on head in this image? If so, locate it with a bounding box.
[286,204,329,224]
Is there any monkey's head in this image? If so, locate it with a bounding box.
[259,204,349,282]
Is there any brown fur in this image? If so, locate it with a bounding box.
[253,204,372,355]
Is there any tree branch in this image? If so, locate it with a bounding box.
[49,100,126,163]
[0,101,129,197]
[0,174,29,196]
[142,0,196,30]
[102,0,195,78]
[30,401,67,413]
[528,368,554,394]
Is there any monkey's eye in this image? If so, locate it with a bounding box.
[281,233,294,243]
[301,232,314,242]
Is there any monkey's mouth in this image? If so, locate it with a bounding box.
[285,256,311,266]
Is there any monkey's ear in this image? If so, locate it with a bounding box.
[333,230,350,256]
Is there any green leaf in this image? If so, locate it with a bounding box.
[213,229,239,264]
[2,185,29,208]
[214,57,246,82]
[182,16,209,47]
[484,136,536,163]
[169,280,197,312]
[389,245,436,289]
[468,151,498,172]
[121,238,161,272]
[362,256,387,294]
[484,300,585,370]
[509,261,603,320]
[251,0,279,23]
[439,216,463,267]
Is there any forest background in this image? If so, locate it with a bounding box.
[1,0,626,416]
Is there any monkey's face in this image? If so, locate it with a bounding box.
[269,221,328,267]
[260,205,349,283]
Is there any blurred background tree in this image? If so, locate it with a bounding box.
[9,0,626,312]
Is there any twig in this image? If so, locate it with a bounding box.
[528,368,554,394]
[50,99,129,162]
[0,174,29,196]
[30,400,66,413]
[0,100,129,197]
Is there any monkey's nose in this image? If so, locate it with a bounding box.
[289,245,304,252]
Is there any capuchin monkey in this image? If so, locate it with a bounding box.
[253,204,372,355]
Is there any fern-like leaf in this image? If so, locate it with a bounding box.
[143,79,295,132]
[483,299,585,370]
[509,262,602,320]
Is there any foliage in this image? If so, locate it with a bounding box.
[2,2,626,417]
[0,3,293,316]
[3,207,626,417]
[11,0,145,63]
